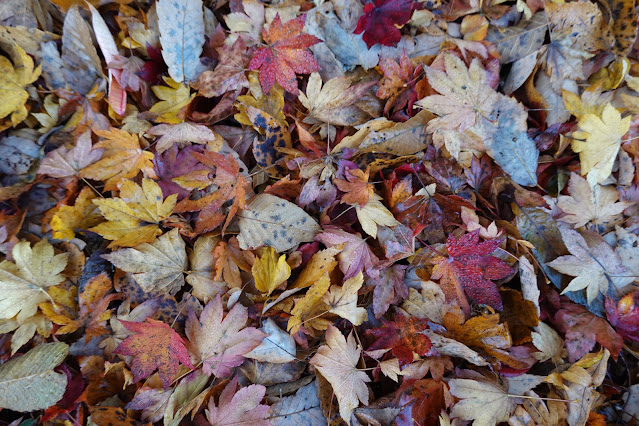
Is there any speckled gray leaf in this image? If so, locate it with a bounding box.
[0,342,68,412]
[270,381,325,426]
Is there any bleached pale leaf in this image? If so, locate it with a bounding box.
[245,318,296,363]
[0,342,68,412]
[102,229,187,295]
[323,272,367,326]
[38,131,103,178]
[309,324,370,424]
[157,0,204,83]
[237,194,321,252]
[146,121,216,154]
[448,378,515,426]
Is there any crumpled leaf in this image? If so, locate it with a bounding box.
[157,0,204,83]
[0,342,69,412]
[354,0,415,48]
[186,295,265,377]
[0,239,68,322]
[252,247,291,296]
[114,318,193,389]
[309,324,370,424]
[91,178,176,248]
[298,72,375,126]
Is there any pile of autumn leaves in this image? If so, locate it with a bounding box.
[1,0,639,424]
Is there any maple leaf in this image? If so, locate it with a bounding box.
[103,229,187,295]
[310,324,370,425]
[547,225,633,306]
[366,313,431,365]
[415,54,498,135]
[396,379,446,426]
[252,246,291,296]
[153,145,208,200]
[431,230,512,315]
[0,43,41,126]
[205,377,270,426]
[174,150,250,234]
[315,227,379,280]
[51,186,103,241]
[81,128,155,191]
[148,77,195,123]
[323,272,368,326]
[606,292,639,343]
[572,103,631,186]
[114,318,193,389]
[335,168,374,206]
[38,131,103,179]
[556,172,629,230]
[185,295,265,377]
[553,302,623,361]
[248,14,321,95]
[354,0,415,48]
[355,195,400,238]
[377,50,414,100]
[0,239,68,322]
[91,178,177,248]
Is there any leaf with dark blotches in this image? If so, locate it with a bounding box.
[244,105,292,171]
[114,318,193,389]
[354,0,415,48]
[431,230,512,315]
[248,14,321,94]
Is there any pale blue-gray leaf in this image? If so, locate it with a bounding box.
[270,381,325,426]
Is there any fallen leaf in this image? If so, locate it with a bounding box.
[249,14,321,94]
[354,0,415,48]
[186,296,265,377]
[0,43,41,126]
[91,178,177,248]
[205,376,271,426]
[252,246,291,296]
[309,324,370,424]
[323,272,368,326]
[114,318,193,389]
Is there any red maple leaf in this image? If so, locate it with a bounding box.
[354,0,415,48]
[248,14,321,95]
[431,230,512,315]
[114,319,193,389]
[366,313,431,365]
[396,379,446,426]
[605,292,639,343]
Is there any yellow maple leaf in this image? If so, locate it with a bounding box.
[287,273,331,335]
[355,195,399,238]
[81,127,155,191]
[0,44,42,127]
[571,103,630,186]
[149,77,195,124]
[51,187,104,240]
[0,239,68,322]
[252,247,291,296]
[90,178,177,248]
[323,272,368,326]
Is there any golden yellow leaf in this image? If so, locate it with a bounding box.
[355,195,399,238]
[0,43,41,126]
[292,245,341,289]
[287,273,331,335]
[252,247,291,296]
[571,103,630,186]
[81,128,155,191]
[0,240,68,322]
[51,186,104,241]
[148,77,195,124]
[562,83,611,119]
[90,178,177,248]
